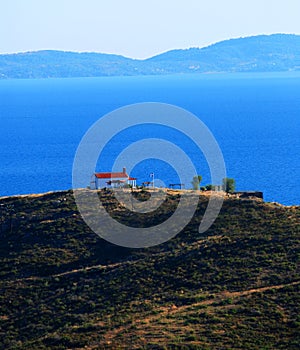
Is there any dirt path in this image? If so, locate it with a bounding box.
[2,260,139,285]
[101,280,300,346]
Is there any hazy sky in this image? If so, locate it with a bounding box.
[1,0,300,58]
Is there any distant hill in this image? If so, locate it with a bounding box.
[1,34,300,78]
[0,189,299,349]
[147,34,300,73]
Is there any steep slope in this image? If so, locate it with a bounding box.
[0,189,299,349]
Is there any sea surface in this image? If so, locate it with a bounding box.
[0,73,299,205]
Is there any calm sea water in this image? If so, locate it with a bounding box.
[0,73,299,205]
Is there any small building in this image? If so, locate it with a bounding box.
[91,167,137,189]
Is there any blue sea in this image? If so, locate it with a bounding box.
[0,73,299,205]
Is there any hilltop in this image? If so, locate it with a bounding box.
[1,34,300,78]
[0,189,299,349]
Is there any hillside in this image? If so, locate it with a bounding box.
[0,189,299,349]
[146,34,300,73]
[1,34,300,78]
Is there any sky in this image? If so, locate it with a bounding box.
[1,0,300,59]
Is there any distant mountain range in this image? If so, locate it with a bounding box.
[1,34,300,79]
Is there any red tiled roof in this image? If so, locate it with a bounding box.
[128,177,137,181]
[95,172,128,179]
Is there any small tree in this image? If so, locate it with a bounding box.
[192,175,202,190]
[223,177,236,193]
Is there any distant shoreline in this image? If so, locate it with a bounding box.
[1,70,300,82]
